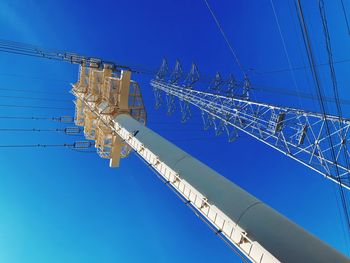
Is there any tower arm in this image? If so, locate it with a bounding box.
[151,79,350,190]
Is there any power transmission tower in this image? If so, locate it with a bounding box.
[151,60,350,190]
[71,63,348,263]
[1,38,348,262]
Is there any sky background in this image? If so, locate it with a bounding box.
[0,0,350,262]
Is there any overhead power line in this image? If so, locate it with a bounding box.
[319,0,345,119]
[0,143,72,148]
[0,87,67,95]
[203,0,247,77]
[0,115,74,122]
[0,72,69,83]
[251,83,350,105]
[0,94,71,102]
[4,37,350,108]
[341,0,350,35]
[0,127,82,135]
[295,0,350,244]
[252,57,350,75]
[319,0,350,252]
[270,0,303,107]
[0,141,93,149]
[0,38,156,75]
[0,103,71,110]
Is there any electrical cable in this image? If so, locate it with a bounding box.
[0,141,93,149]
[0,38,154,75]
[202,0,247,78]
[319,0,350,187]
[252,57,350,75]
[0,94,71,102]
[0,115,74,122]
[296,0,350,245]
[0,72,69,83]
[0,87,67,95]
[4,36,350,108]
[270,0,303,108]
[341,0,350,35]
[0,143,72,148]
[0,127,217,137]
[4,37,350,107]
[319,0,350,252]
[5,74,337,107]
[0,127,82,136]
[0,103,71,110]
[319,0,344,119]
[251,83,350,105]
[287,0,320,115]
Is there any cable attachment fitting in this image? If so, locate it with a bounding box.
[183,63,200,88]
[73,141,94,149]
[64,127,82,135]
[226,74,237,97]
[58,116,75,123]
[170,60,183,84]
[209,72,223,93]
[156,58,169,81]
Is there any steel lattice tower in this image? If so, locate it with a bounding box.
[151,60,350,190]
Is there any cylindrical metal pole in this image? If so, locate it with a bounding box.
[114,114,348,263]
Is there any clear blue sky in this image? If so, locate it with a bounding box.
[0,0,350,262]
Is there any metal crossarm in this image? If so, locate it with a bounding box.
[0,39,135,72]
[151,79,350,189]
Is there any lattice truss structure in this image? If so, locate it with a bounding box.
[72,63,147,166]
[151,60,350,189]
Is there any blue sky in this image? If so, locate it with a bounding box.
[0,0,350,262]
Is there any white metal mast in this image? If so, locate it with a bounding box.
[71,63,348,263]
